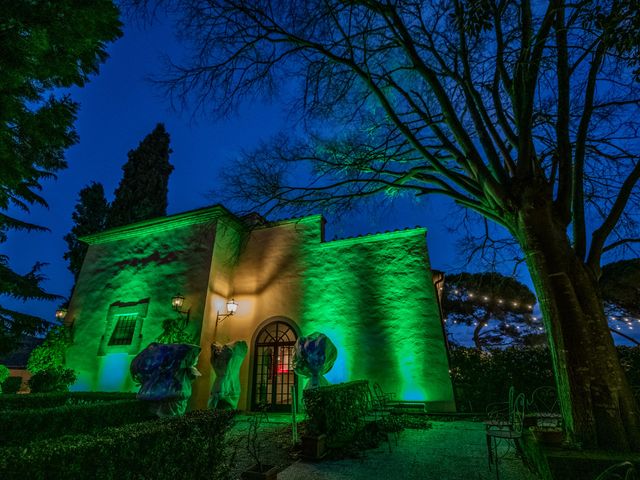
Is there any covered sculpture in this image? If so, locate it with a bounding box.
[130,342,201,417]
[209,340,248,409]
[292,332,337,389]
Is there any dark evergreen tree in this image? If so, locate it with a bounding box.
[0,0,121,355]
[63,182,110,282]
[106,124,174,228]
[443,272,541,350]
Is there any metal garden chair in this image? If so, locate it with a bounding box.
[485,389,526,480]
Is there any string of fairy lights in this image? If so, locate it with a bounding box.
[440,286,544,331]
[439,286,640,334]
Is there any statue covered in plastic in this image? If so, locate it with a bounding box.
[292,332,337,389]
[130,342,201,417]
[209,340,248,409]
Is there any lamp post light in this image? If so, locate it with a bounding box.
[55,308,67,321]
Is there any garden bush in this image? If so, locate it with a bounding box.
[0,399,154,445]
[449,346,554,412]
[0,365,9,387]
[28,367,76,393]
[0,391,135,410]
[0,377,21,395]
[303,380,370,444]
[0,410,236,480]
[617,346,640,386]
[449,346,640,412]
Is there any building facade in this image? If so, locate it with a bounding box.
[65,205,455,412]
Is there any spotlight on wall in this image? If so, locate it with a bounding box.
[171,293,190,321]
[55,308,67,321]
[216,298,238,326]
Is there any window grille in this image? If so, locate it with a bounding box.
[108,314,138,346]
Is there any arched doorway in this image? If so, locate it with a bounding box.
[252,321,298,411]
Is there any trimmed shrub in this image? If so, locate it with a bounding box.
[28,368,76,393]
[0,391,135,410]
[449,346,640,412]
[0,365,9,387]
[26,326,72,374]
[0,399,154,445]
[303,380,370,444]
[617,346,640,386]
[449,347,554,412]
[0,410,236,480]
[1,377,21,395]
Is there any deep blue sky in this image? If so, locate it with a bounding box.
[4,8,638,346]
[3,13,464,321]
[0,7,636,341]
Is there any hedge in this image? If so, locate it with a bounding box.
[0,377,22,395]
[450,346,640,412]
[0,399,154,445]
[303,380,370,444]
[0,391,136,410]
[0,410,235,480]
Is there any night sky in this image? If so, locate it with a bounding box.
[4,9,637,347]
[3,12,462,322]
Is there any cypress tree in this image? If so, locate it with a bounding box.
[106,123,174,228]
[63,182,110,282]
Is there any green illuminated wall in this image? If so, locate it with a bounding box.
[65,206,225,392]
[65,205,454,412]
[300,228,455,411]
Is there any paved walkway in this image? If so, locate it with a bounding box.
[279,421,539,480]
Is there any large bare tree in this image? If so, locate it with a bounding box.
[137,0,640,449]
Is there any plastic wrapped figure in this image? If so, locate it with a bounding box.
[209,340,248,409]
[292,332,337,389]
[130,342,201,417]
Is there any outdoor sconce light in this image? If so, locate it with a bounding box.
[216,298,238,326]
[55,308,67,321]
[171,293,190,321]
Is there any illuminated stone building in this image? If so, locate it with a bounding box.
[64,205,455,412]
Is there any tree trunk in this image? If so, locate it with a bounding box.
[514,190,640,450]
[472,311,490,350]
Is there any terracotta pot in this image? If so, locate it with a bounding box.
[302,434,328,460]
[240,464,278,480]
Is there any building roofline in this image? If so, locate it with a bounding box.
[319,226,427,248]
[256,213,325,229]
[80,204,237,245]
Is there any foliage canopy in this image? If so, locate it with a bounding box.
[0,0,122,354]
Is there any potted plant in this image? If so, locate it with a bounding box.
[240,411,278,480]
[301,431,328,460]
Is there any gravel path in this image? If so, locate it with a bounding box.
[228,416,538,480]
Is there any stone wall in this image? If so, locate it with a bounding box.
[301,229,455,411]
[65,207,223,392]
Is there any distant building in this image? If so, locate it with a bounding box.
[65,205,455,412]
[0,335,44,391]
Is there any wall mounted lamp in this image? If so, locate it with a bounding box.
[55,308,67,321]
[216,298,238,326]
[171,293,191,321]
